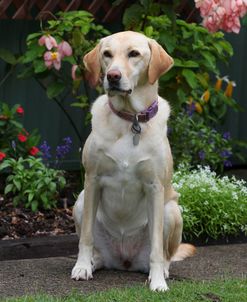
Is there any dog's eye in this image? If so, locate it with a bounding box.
[103,50,113,58]
[128,50,140,58]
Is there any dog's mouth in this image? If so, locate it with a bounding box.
[107,87,132,96]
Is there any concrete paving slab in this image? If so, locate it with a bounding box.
[0,244,246,298]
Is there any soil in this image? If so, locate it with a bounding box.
[0,171,79,240]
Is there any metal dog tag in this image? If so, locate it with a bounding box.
[133,133,140,146]
[131,115,141,146]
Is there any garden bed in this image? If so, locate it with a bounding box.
[0,171,79,240]
[1,167,247,255]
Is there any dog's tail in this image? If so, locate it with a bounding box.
[171,243,196,262]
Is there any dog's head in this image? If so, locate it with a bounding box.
[83,31,173,96]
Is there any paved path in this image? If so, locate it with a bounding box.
[0,243,246,298]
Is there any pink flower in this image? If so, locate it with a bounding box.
[38,35,58,50]
[57,41,73,58]
[195,0,247,33]
[44,51,61,70]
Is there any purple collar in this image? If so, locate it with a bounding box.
[108,100,158,123]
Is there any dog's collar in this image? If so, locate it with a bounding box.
[108,100,158,123]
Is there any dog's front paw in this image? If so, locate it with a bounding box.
[148,264,169,292]
[71,262,93,281]
[148,275,169,292]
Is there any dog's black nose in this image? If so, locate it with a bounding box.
[107,69,122,83]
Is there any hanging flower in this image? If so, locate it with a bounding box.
[215,76,223,91]
[16,106,24,116]
[0,151,6,161]
[57,41,73,58]
[202,90,210,103]
[224,80,236,98]
[29,146,39,156]
[38,35,58,50]
[195,102,203,113]
[18,133,28,143]
[44,51,61,70]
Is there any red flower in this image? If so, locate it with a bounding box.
[29,146,39,156]
[0,152,6,161]
[16,106,24,116]
[18,133,28,142]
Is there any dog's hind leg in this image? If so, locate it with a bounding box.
[163,199,183,278]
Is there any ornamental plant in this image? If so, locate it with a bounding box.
[0,156,66,211]
[169,111,233,170]
[0,11,109,143]
[122,0,246,168]
[39,136,72,167]
[173,165,247,240]
[0,101,40,162]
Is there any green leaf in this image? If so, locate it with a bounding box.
[9,120,23,129]
[27,32,42,42]
[0,48,17,65]
[201,51,216,70]
[31,200,38,212]
[50,182,57,192]
[28,192,34,202]
[22,45,45,63]
[122,4,145,29]
[174,59,199,68]
[196,73,208,88]
[177,88,187,104]
[4,184,13,195]
[182,69,198,89]
[0,162,11,171]
[47,82,65,99]
[242,14,247,26]
[144,26,154,37]
[13,196,20,206]
[71,102,89,109]
[33,60,47,73]
[159,32,176,53]
[13,179,21,191]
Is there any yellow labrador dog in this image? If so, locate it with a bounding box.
[71,31,195,291]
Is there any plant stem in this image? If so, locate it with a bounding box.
[0,65,15,87]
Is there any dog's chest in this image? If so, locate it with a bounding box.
[98,134,148,193]
[95,133,165,232]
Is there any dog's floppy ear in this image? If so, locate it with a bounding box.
[83,44,101,87]
[148,39,174,85]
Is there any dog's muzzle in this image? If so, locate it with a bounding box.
[106,69,132,95]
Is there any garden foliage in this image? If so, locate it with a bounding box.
[0,157,66,211]
[122,0,245,169]
[173,165,247,239]
[0,101,40,160]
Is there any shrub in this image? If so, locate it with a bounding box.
[173,165,247,240]
[0,156,66,211]
[0,101,40,161]
[169,112,233,170]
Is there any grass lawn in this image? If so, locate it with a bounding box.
[2,278,247,302]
